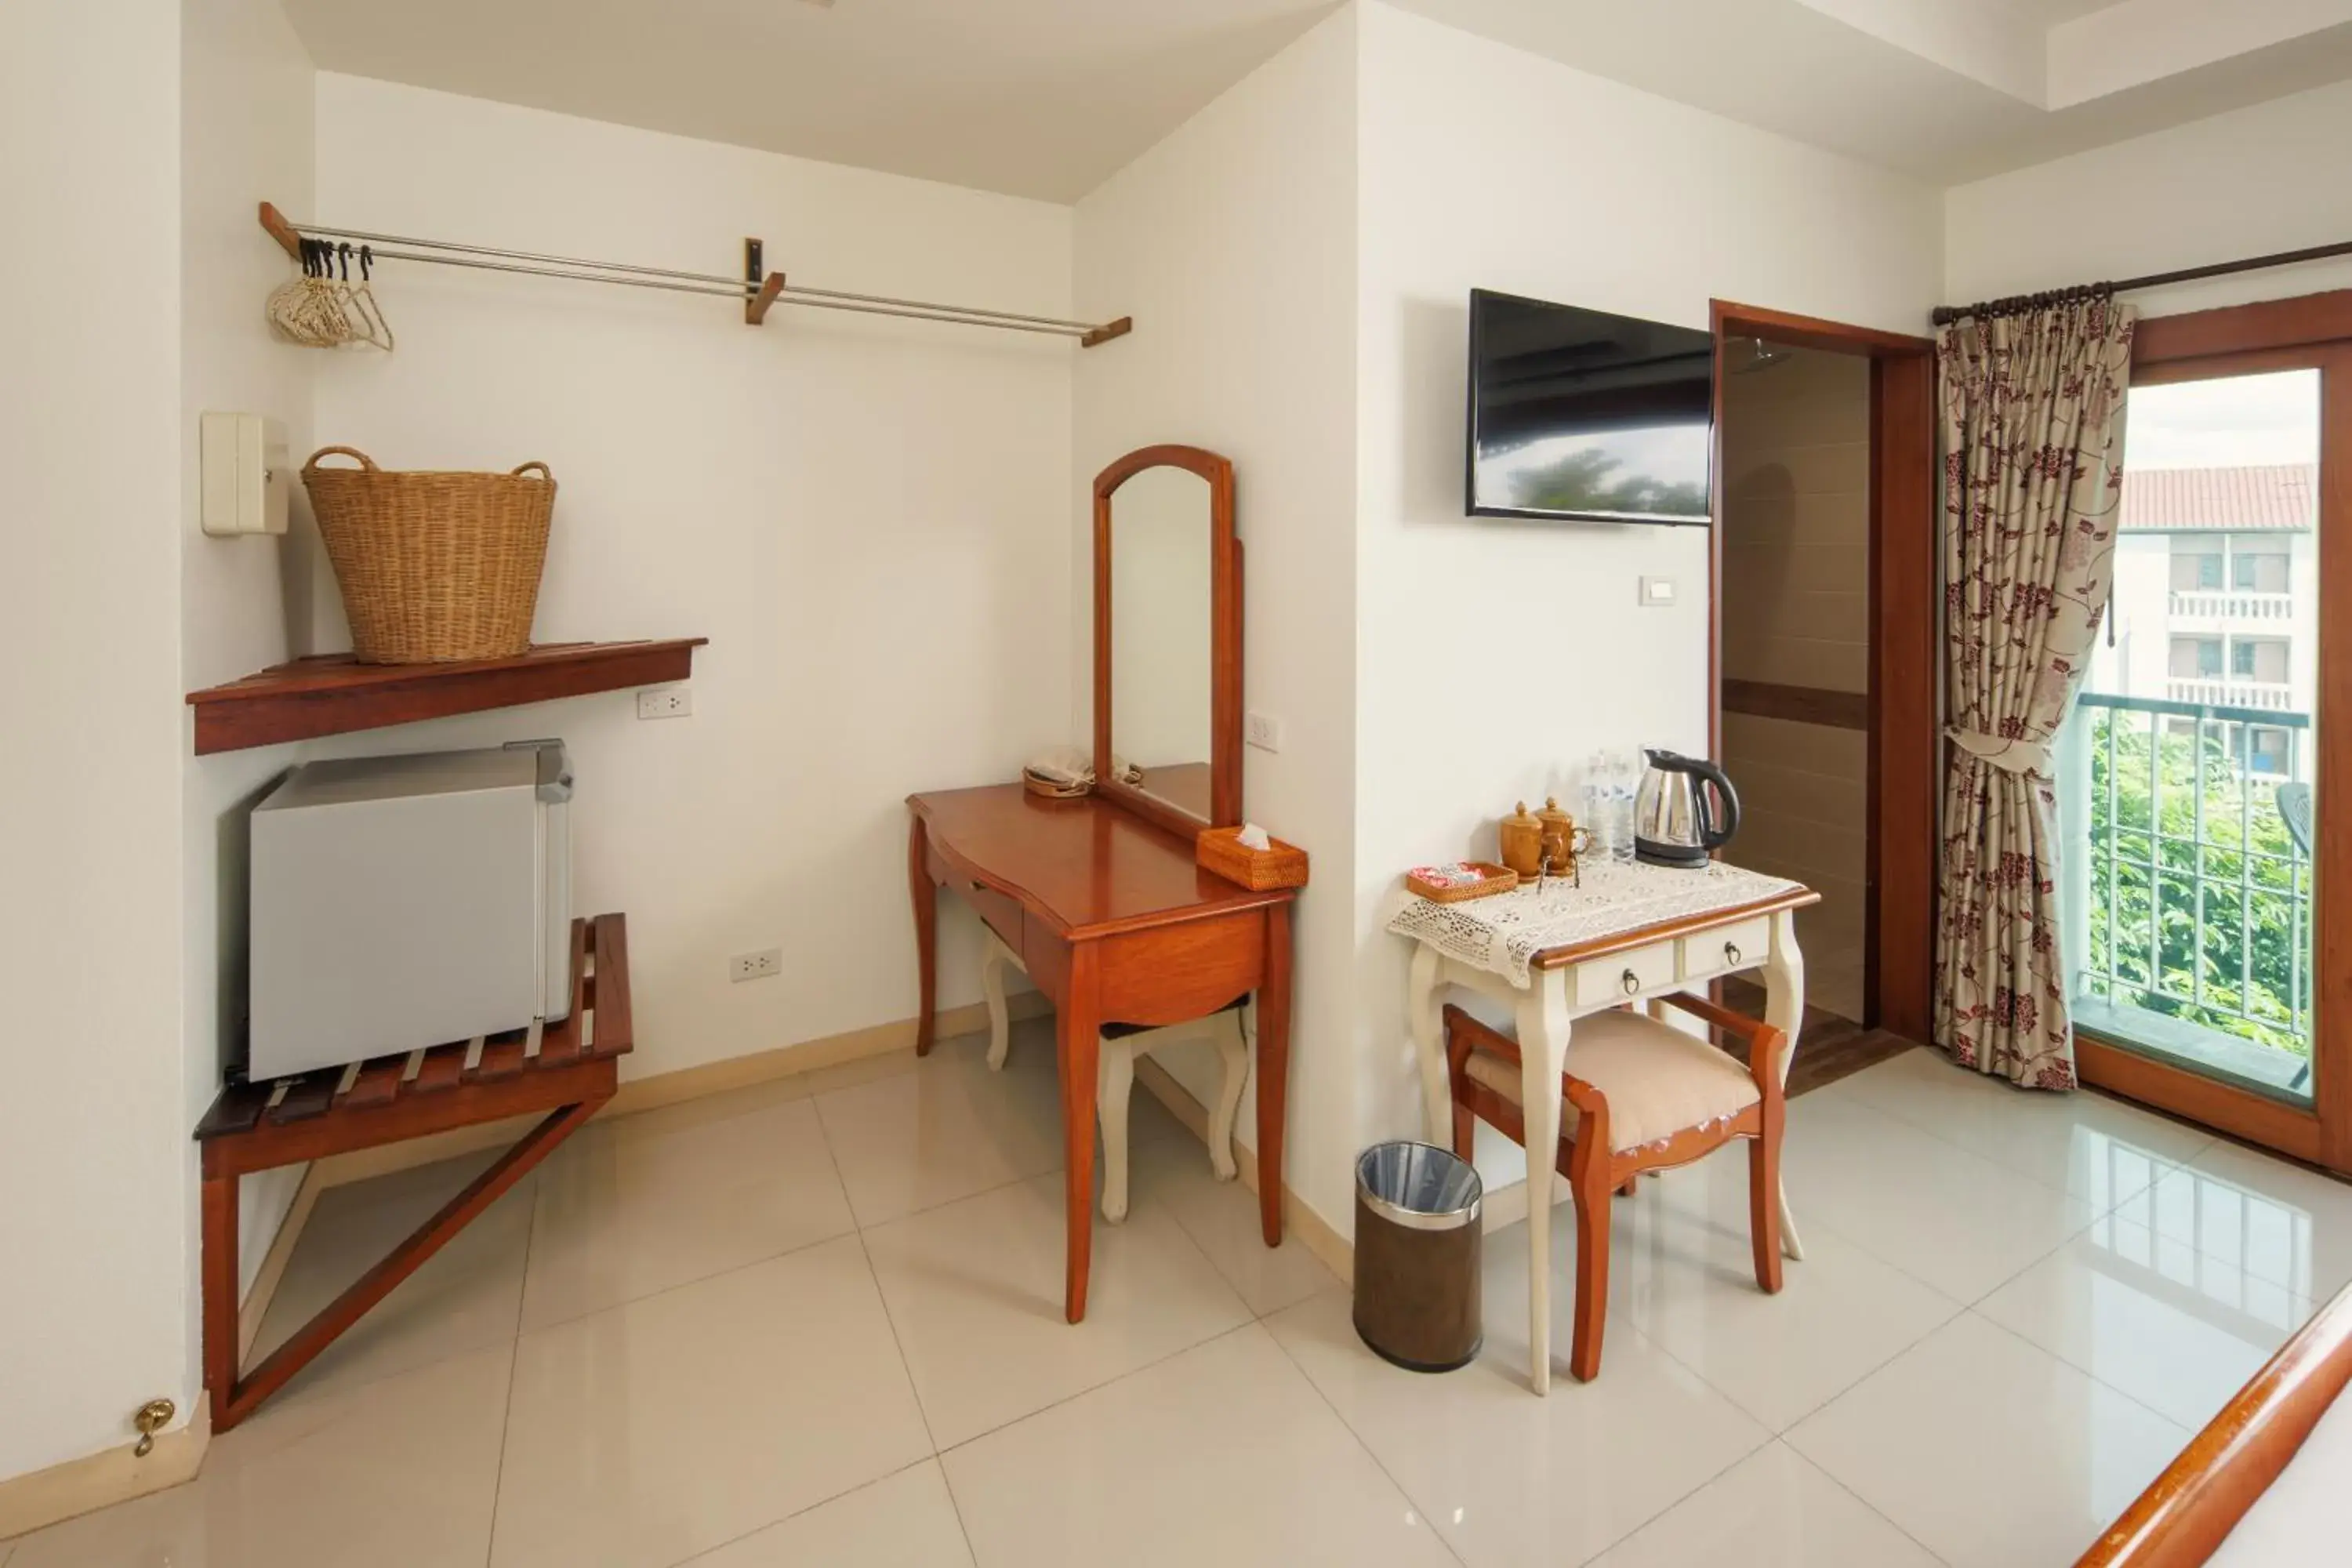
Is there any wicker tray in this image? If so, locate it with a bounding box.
[1404,861,1520,902]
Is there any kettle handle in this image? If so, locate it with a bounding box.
[1692,758,1741,851]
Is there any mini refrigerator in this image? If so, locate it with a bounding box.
[249,742,573,1080]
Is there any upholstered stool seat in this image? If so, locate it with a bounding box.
[1461,1011,1762,1153]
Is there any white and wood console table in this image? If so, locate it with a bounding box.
[1392,862,1818,1394]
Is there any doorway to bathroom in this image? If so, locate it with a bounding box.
[1708,302,1938,1053]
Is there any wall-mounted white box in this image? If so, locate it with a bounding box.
[199,412,289,536]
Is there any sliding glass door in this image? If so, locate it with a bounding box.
[2066,326,2352,1171]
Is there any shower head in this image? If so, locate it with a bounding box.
[1727,336,1791,375]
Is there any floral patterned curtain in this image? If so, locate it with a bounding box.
[1936,298,2135,1089]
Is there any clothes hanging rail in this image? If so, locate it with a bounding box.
[1930,237,2352,327]
[257,203,1133,347]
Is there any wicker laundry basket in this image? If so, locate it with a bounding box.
[301,446,557,664]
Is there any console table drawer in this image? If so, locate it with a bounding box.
[1573,940,1679,1007]
[1679,916,1772,983]
[959,880,1025,953]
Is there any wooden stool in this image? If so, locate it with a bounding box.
[194,913,633,1432]
[982,928,1248,1221]
[1445,993,1787,1381]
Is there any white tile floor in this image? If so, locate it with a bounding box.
[13,1022,2352,1566]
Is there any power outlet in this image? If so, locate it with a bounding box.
[1246,711,1284,753]
[730,948,782,983]
[637,684,692,720]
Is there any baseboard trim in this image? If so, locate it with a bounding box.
[314,993,1051,1189]
[1129,1056,1355,1286]
[0,1167,324,1539]
[0,1401,209,1542]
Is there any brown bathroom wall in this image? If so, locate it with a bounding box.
[1719,344,1871,1022]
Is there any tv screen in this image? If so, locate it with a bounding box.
[1465,290,1714,525]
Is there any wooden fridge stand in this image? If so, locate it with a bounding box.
[194,913,633,1434]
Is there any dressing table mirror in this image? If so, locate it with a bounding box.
[1093,445,1241,835]
[906,441,1296,1329]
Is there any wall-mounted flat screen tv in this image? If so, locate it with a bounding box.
[1465,289,1714,525]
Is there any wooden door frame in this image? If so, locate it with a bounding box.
[2074,289,2352,1174]
[1709,301,1939,1042]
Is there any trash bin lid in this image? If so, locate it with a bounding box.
[1356,1141,1482,1230]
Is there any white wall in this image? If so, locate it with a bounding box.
[1947,77,2352,318]
[1352,2,1944,1204]
[1073,9,1363,1225]
[180,0,318,1319]
[0,0,189,1483]
[310,76,1075,1083]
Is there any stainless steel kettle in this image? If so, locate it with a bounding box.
[1633,749,1740,868]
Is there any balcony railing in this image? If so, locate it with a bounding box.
[2169,590,2294,622]
[2167,677,2295,711]
[2065,692,2314,1092]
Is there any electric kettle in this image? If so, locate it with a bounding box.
[1633,749,1740,868]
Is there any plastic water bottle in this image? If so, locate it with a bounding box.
[1580,753,1611,865]
[1609,751,1639,865]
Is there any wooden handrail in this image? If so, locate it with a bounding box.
[2078,1277,2352,1566]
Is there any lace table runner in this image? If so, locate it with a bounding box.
[1387,860,1806,985]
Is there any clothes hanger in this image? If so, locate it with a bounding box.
[344,243,395,351]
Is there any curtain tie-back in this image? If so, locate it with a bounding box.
[1946,727,2053,779]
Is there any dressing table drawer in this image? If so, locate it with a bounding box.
[959,880,1025,954]
[1679,916,1772,983]
[1573,941,1679,1007]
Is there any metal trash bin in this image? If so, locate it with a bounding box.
[1352,1141,1483,1372]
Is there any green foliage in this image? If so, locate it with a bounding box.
[2086,710,2311,1058]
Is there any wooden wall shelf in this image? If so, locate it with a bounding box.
[187,638,706,754]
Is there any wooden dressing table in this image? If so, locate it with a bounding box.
[906,445,1301,1324]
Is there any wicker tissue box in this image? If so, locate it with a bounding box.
[1196,826,1310,891]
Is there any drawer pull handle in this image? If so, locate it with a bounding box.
[1621,968,1640,996]
[1724,942,1742,966]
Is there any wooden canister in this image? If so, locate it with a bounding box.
[1497,801,1544,880]
[1537,796,1577,877]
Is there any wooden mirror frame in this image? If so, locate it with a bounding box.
[1092,443,1243,838]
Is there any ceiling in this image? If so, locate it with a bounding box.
[1409,0,2352,185]
[281,0,2352,201]
[280,0,1339,204]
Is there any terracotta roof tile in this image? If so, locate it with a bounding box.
[2119,465,2314,533]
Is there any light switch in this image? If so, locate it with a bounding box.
[1639,576,1677,607]
[200,413,289,537]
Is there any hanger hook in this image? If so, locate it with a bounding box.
[338,242,353,282]
[359,245,373,282]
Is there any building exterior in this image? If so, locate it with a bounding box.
[2089,464,2317,776]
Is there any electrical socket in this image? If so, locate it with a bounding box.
[637,684,692,720]
[729,948,782,982]
[1246,711,1284,752]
